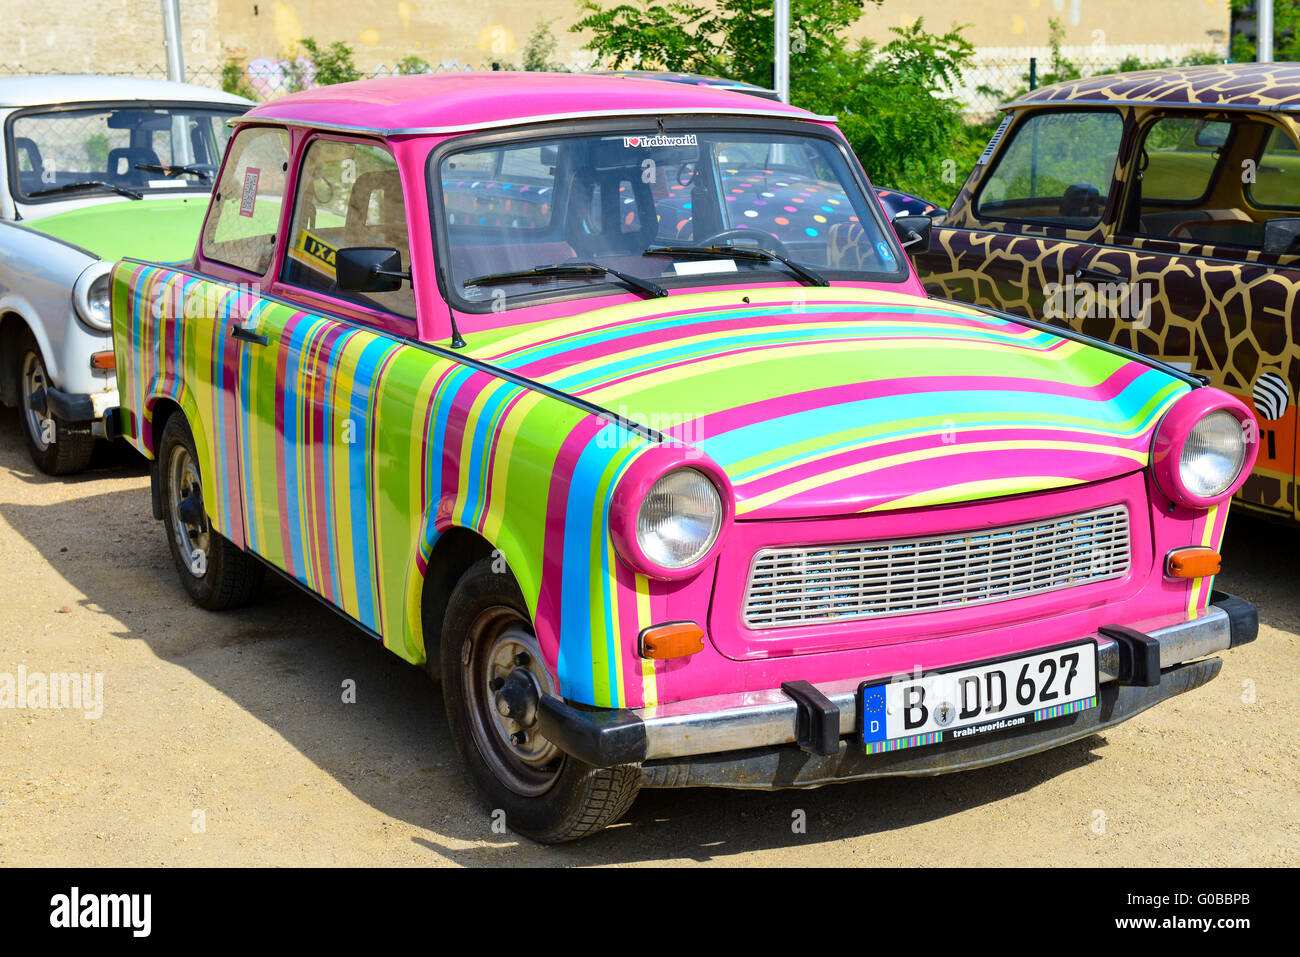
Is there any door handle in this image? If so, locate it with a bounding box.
[231,324,268,346]
[1074,265,1128,284]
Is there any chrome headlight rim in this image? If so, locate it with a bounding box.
[1152,392,1258,508]
[72,261,114,332]
[635,467,723,571]
[611,453,732,581]
[1179,409,1249,500]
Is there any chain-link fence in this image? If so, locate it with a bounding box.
[957,52,1234,120]
[1,51,1231,116]
[0,61,496,103]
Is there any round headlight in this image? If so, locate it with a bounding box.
[636,468,722,569]
[1179,410,1248,499]
[73,263,113,332]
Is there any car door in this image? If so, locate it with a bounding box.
[234,134,419,632]
[1082,112,1300,520]
[916,107,1130,319]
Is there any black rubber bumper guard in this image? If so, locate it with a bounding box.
[29,385,96,424]
[533,592,1259,772]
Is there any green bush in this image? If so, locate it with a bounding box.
[395,54,432,75]
[522,19,566,71]
[1230,0,1300,62]
[803,20,977,206]
[290,37,363,90]
[221,54,258,100]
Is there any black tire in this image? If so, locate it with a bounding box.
[157,413,263,610]
[15,329,95,475]
[440,557,640,843]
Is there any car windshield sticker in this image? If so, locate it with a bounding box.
[623,133,698,148]
[239,168,261,217]
[875,241,896,264]
[672,259,738,276]
[289,229,337,279]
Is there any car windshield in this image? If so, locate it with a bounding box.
[434,126,904,309]
[7,104,242,203]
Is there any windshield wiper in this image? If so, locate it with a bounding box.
[135,162,213,182]
[26,180,143,201]
[645,243,828,287]
[463,261,667,299]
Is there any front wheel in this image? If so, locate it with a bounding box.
[440,558,640,843]
[15,330,95,475]
[157,413,263,610]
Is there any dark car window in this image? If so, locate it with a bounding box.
[9,105,238,202]
[975,110,1124,228]
[434,127,904,311]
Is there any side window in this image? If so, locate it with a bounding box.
[1249,126,1300,210]
[282,138,415,318]
[976,110,1124,227]
[1139,117,1230,203]
[1124,117,1300,255]
[200,126,291,275]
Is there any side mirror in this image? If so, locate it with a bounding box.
[1262,218,1300,256]
[891,214,933,252]
[336,246,410,293]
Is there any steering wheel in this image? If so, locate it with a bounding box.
[697,228,792,257]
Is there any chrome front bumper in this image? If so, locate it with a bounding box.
[536,593,1257,778]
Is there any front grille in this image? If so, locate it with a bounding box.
[743,504,1130,629]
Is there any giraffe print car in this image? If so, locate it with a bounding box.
[914,63,1300,523]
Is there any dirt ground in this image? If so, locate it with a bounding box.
[0,405,1294,867]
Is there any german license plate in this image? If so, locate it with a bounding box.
[858,642,1098,754]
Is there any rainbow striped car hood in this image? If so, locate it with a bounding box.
[468,287,1190,520]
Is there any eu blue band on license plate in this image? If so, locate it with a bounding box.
[858,641,1099,754]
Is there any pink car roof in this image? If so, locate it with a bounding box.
[242,71,831,135]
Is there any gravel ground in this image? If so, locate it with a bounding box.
[0,404,1294,866]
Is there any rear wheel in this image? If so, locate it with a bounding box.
[15,330,95,475]
[157,413,263,610]
[440,558,640,843]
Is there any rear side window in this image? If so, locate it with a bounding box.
[200,126,291,275]
[1139,117,1231,203]
[976,110,1124,227]
[1248,126,1300,210]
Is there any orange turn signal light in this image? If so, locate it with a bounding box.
[90,351,115,370]
[1167,547,1222,579]
[639,622,705,660]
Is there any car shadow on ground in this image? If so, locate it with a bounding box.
[0,407,148,484]
[1216,511,1300,634]
[2,407,1122,864]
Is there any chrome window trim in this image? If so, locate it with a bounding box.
[232,105,839,137]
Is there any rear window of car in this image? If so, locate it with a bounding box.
[976,110,1124,228]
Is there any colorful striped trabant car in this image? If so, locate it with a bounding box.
[111,73,1260,842]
